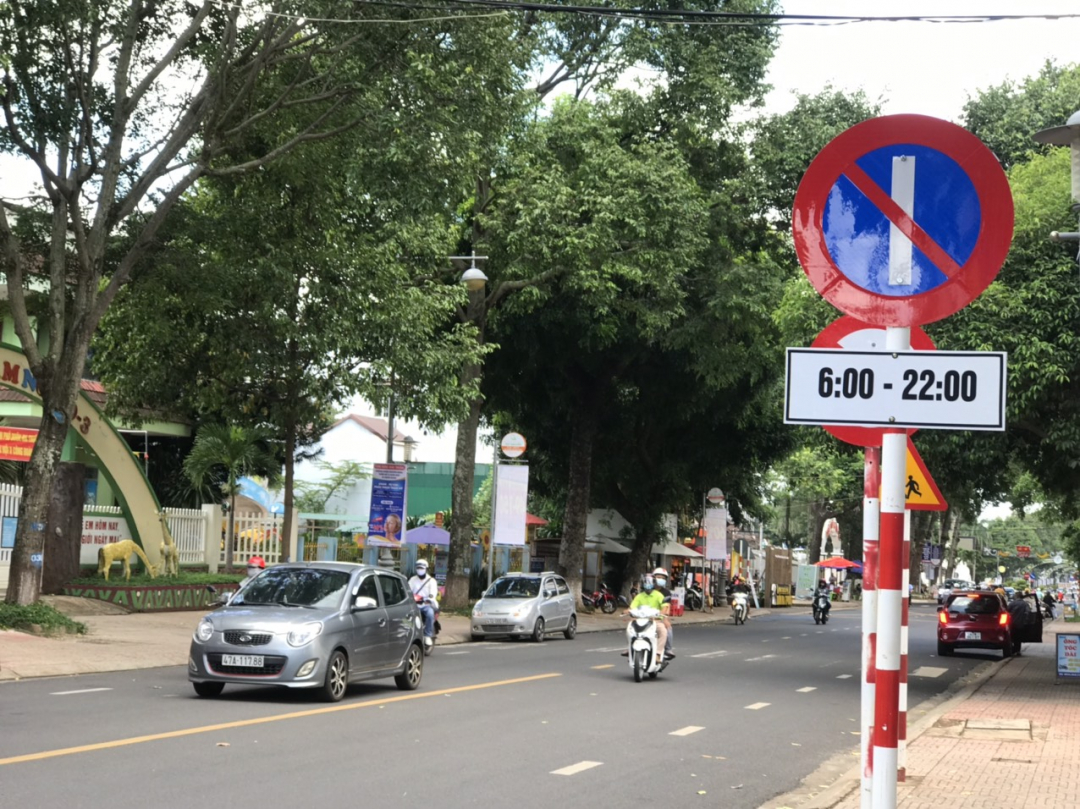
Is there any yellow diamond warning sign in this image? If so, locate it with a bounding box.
[903,437,946,511]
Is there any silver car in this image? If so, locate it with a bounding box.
[470,572,577,642]
[188,562,424,701]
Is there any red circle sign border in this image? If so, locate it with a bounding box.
[812,316,936,447]
[793,114,1014,327]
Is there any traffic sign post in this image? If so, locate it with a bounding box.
[789,115,1014,809]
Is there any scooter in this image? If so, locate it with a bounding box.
[813,592,831,625]
[731,591,749,625]
[625,605,669,682]
[414,595,440,656]
[582,580,619,614]
[684,583,705,612]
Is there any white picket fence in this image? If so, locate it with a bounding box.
[0,481,284,576]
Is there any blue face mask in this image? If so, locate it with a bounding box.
[644,579,654,592]
[416,569,427,578]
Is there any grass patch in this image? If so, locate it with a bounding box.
[1065,614,1080,623]
[0,602,87,635]
[68,571,245,586]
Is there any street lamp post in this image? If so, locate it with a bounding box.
[1033,111,1080,265]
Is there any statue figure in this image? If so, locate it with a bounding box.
[97,539,157,581]
[820,517,841,559]
[158,510,180,577]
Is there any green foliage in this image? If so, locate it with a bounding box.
[294,462,370,515]
[68,571,244,586]
[183,425,280,502]
[0,603,86,635]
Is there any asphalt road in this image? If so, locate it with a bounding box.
[0,604,997,808]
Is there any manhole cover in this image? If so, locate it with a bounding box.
[962,718,1031,740]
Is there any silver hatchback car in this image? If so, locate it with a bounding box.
[470,572,577,642]
[188,562,424,701]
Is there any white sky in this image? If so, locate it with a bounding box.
[763,1,1080,120]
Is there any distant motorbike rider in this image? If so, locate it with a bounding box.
[652,567,675,658]
[814,579,832,618]
[408,559,439,648]
[622,575,670,660]
[729,575,752,615]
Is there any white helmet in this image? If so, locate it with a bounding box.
[652,567,668,578]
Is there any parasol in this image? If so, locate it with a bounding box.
[405,523,451,546]
[815,557,860,569]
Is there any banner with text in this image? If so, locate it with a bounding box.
[704,507,728,561]
[493,464,528,546]
[81,515,132,564]
[367,463,407,547]
[0,427,37,462]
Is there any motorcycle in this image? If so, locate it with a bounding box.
[731,591,749,625]
[813,592,831,625]
[582,580,619,614]
[684,583,705,612]
[414,595,440,656]
[625,605,668,682]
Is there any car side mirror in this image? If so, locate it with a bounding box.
[544,589,556,598]
[206,585,231,606]
[353,596,378,611]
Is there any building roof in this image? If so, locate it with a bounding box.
[0,378,107,406]
[331,413,408,443]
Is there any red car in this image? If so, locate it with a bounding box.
[937,590,1013,658]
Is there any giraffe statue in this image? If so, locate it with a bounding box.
[97,540,157,581]
[158,510,180,577]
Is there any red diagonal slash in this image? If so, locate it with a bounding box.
[843,162,964,279]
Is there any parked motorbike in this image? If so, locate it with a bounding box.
[813,592,831,625]
[625,605,669,682]
[684,583,705,612]
[414,595,441,656]
[582,580,619,614]
[731,591,749,625]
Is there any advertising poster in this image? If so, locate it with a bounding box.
[1,516,17,549]
[0,427,36,462]
[796,563,819,600]
[1058,634,1080,679]
[367,463,407,547]
[704,507,728,561]
[493,464,528,546]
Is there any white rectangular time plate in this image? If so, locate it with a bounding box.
[784,348,1007,430]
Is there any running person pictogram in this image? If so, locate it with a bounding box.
[905,475,922,499]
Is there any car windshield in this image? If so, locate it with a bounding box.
[485,577,540,598]
[236,568,350,609]
[947,595,1000,615]
[943,580,970,589]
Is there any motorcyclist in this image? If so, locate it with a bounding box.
[729,574,752,617]
[242,555,265,586]
[1042,589,1056,620]
[408,559,439,648]
[622,574,670,661]
[814,578,832,618]
[652,567,675,658]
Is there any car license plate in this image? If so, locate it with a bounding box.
[964,632,981,640]
[222,654,264,667]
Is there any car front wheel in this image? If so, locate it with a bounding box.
[395,644,424,691]
[320,650,349,702]
[532,617,546,643]
[563,615,577,640]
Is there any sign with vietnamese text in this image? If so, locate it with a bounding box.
[1057,634,1080,678]
[1016,545,1031,558]
[493,464,528,546]
[0,427,37,462]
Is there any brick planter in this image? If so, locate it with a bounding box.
[62,583,241,612]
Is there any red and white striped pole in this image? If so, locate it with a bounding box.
[861,447,881,809]
[898,511,911,780]
[873,326,910,809]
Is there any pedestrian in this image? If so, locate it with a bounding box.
[242,555,265,586]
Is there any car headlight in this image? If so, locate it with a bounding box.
[195,619,214,643]
[472,604,484,618]
[287,622,323,647]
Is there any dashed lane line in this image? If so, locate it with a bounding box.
[690,650,730,659]
[796,687,817,693]
[50,688,113,696]
[745,702,771,710]
[592,664,615,670]
[836,674,854,679]
[551,761,603,776]
[670,726,705,736]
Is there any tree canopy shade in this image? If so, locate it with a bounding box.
[0,0,529,603]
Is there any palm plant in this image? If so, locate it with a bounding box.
[183,424,281,570]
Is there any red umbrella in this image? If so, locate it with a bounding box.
[815,557,859,569]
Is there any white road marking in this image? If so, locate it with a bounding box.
[837,674,853,679]
[745,702,771,710]
[551,761,603,776]
[444,651,470,656]
[691,650,729,658]
[911,666,948,678]
[796,687,817,693]
[670,726,705,736]
[744,654,777,662]
[800,633,808,637]
[782,636,792,640]
[592,664,614,670]
[586,646,625,653]
[50,688,113,696]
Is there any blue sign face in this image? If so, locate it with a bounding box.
[822,144,981,298]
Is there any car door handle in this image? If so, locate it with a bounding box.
[379,618,387,627]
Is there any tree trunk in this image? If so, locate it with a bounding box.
[226,492,237,571]
[625,523,658,597]
[5,395,78,604]
[942,508,961,579]
[41,463,87,595]
[282,428,296,562]
[557,402,599,604]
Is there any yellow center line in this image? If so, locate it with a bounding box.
[0,672,561,766]
[591,664,614,669]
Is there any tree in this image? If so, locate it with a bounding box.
[1,0,525,602]
[294,461,369,515]
[183,424,280,570]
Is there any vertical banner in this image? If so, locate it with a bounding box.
[493,464,528,546]
[368,463,407,547]
[704,507,728,560]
